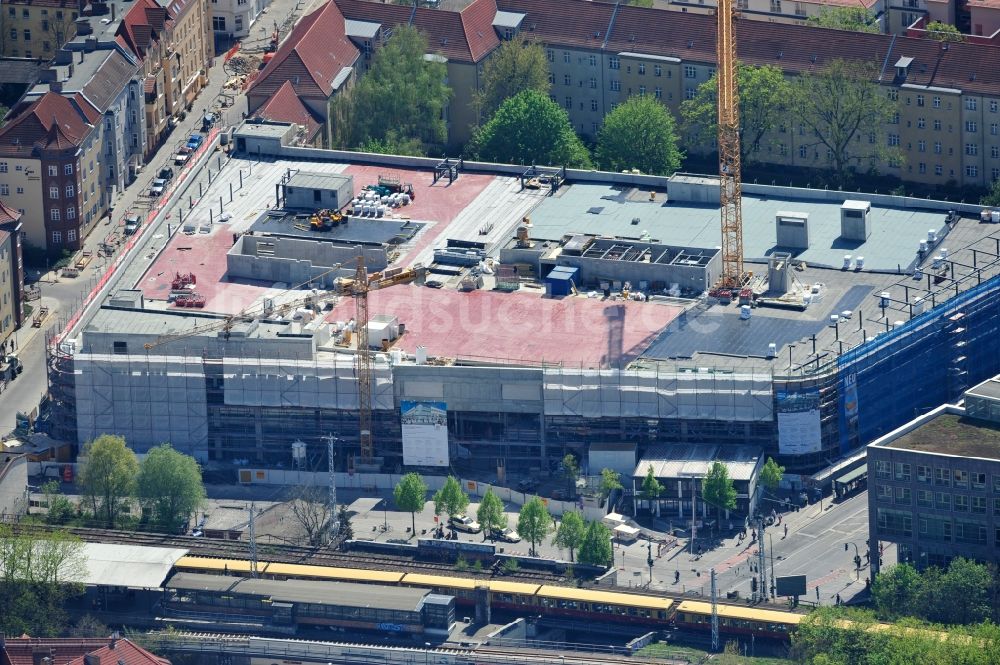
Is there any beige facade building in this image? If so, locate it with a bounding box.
[0,0,79,60]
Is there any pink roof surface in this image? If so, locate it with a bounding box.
[328,285,682,367]
[138,225,269,314]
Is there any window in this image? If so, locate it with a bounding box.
[546,49,554,63]
[972,496,987,514]
[894,463,911,481]
[917,490,933,508]
[799,146,808,158]
[934,468,950,486]
[51,231,61,244]
[563,51,570,64]
[994,168,1000,181]
[888,90,898,101]
[891,112,900,124]
[973,472,986,490]
[966,121,978,133]
[564,96,572,110]
[876,508,912,538]
[0,162,6,173]
[966,143,979,156]
[564,74,571,86]
[212,16,225,31]
[609,57,619,70]
[48,165,57,176]
[919,162,927,174]
[954,469,969,487]
[935,492,951,509]
[967,165,979,178]
[588,77,596,89]
[918,140,926,152]
[63,163,73,175]
[992,123,999,136]
[917,117,926,129]
[23,29,30,41]
[15,187,22,194]
[955,520,987,545]
[685,87,696,100]
[548,73,554,85]
[591,100,598,111]
[66,228,76,242]
[888,134,900,147]
[654,65,662,77]
[684,65,697,79]
[895,487,912,505]
[638,63,645,75]
[935,164,943,176]
[0,184,7,196]
[917,465,931,483]
[966,97,978,111]
[49,186,59,200]
[876,460,891,479]
[992,100,998,113]
[610,80,620,92]
[779,143,787,156]
[654,87,662,100]
[934,119,942,131]
[770,0,781,12]
[917,94,924,106]
[65,184,74,198]
[589,55,596,67]
[919,514,952,542]
[8,29,15,41]
[954,494,969,511]
[934,141,942,154]
[933,96,941,108]
[50,208,60,221]
[638,85,646,96]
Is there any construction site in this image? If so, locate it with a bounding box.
[42,0,1000,480]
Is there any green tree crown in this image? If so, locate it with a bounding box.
[553,510,586,561]
[596,94,683,175]
[517,497,551,556]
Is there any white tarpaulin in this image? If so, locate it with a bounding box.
[776,387,822,455]
[401,400,449,466]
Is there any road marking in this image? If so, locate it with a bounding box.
[807,568,846,590]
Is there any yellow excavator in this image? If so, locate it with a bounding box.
[310,209,344,231]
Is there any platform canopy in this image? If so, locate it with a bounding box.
[66,542,189,588]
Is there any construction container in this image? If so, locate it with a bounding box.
[545,266,579,297]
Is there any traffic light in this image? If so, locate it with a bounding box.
[751,577,758,593]
[844,543,849,552]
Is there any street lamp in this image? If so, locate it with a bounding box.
[646,538,654,586]
[768,532,775,599]
[844,542,861,580]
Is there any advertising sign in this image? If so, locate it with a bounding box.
[776,387,822,455]
[401,400,449,466]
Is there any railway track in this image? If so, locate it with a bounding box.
[9,523,569,584]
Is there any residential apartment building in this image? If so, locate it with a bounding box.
[211,0,265,42]
[867,377,1000,572]
[658,0,885,31]
[0,201,25,343]
[0,0,80,60]
[116,0,213,155]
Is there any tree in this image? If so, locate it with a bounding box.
[702,461,737,519]
[599,468,623,501]
[921,558,993,625]
[476,488,508,540]
[288,484,336,546]
[357,131,425,157]
[474,33,550,120]
[681,63,791,165]
[136,443,206,531]
[872,562,923,619]
[640,465,663,516]
[78,434,138,527]
[560,453,580,497]
[68,614,109,638]
[330,25,451,154]
[925,21,964,42]
[394,472,428,537]
[806,7,880,33]
[759,457,785,493]
[432,476,469,518]
[40,479,74,525]
[578,520,613,567]
[337,504,353,542]
[470,90,592,168]
[553,510,586,561]
[596,95,683,175]
[983,178,1000,206]
[789,59,897,185]
[517,497,551,556]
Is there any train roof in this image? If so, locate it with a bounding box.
[537,585,675,611]
[174,555,264,574]
[265,561,406,584]
[402,573,480,590]
[167,572,432,611]
[677,600,805,624]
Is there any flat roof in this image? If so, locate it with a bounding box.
[634,443,761,481]
[966,377,1000,401]
[524,183,946,272]
[879,412,1000,460]
[345,18,381,38]
[249,211,423,246]
[68,543,188,588]
[677,600,804,624]
[285,171,353,190]
[168,572,430,611]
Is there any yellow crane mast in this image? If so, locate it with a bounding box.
[353,255,374,466]
[717,0,744,287]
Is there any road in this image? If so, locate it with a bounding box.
[0,0,321,434]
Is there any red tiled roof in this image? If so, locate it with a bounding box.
[334,0,500,63]
[499,0,1000,97]
[255,80,323,139]
[249,1,359,100]
[2,638,169,665]
[0,200,23,224]
[116,0,168,59]
[0,92,90,158]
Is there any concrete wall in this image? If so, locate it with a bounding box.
[0,453,28,519]
[545,251,718,292]
[284,176,354,211]
[226,235,386,288]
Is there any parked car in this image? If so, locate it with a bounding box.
[124,213,141,235]
[491,527,521,543]
[186,134,204,150]
[201,113,216,132]
[158,167,175,181]
[448,515,481,533]
[516,479,538,493]
[425,280,444,289]
[174,149,191,166]
[149,178,167,197]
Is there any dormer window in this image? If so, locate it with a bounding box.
[895,56,913,81]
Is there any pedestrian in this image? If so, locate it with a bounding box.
[784,523,788,538]
[836,593,841,605]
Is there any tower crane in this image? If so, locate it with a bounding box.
[717,0,745,287]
